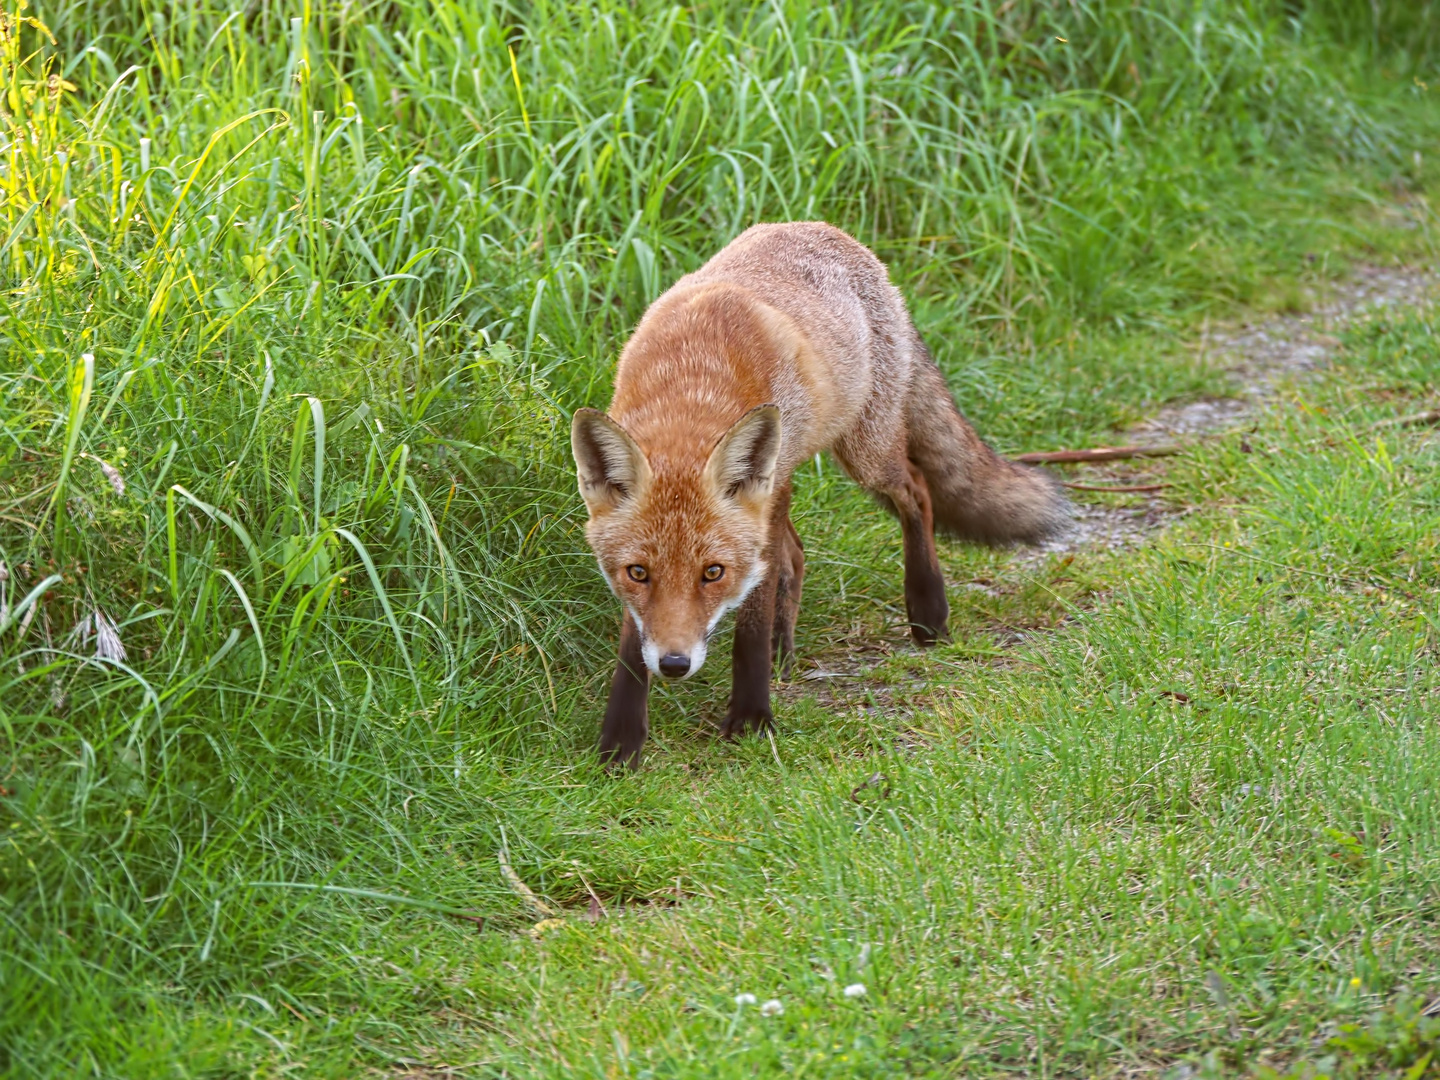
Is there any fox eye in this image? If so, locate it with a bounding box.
[626,565,648,583]
[702,564,724,582]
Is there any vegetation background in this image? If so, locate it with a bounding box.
[2,0,1439,1075]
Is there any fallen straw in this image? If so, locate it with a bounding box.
[1015,444,1182,464]
[1062,482,1169,493]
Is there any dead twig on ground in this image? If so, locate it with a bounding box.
[1062,482,1170,493]
[849,772,892,803]
[1015,445,1182,464]
[498,830,558,919]
[1368,408,1440,431]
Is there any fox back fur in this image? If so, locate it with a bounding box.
[573,221,1068,766]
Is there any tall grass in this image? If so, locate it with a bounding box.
[0,0,1436,1074]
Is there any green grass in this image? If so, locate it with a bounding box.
[2,1,1440,1076]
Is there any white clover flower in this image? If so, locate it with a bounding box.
[759,999,783,1017]
[843,983,867,998]
[733,992,757,1007]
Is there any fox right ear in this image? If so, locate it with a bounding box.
[706,404,782,509]
[571,408,651,513]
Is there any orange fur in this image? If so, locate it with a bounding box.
[573,222,1069,766]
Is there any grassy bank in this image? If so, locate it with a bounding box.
[2,0,1439,1075]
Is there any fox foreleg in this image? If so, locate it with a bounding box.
[721,489,794,739]
[720,566,777,739]
[598,610,650,769]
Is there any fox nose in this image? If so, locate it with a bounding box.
[657,653,691,679]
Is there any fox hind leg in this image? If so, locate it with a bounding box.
[833,397,951,648]
[771,517,805,679]
[887,459,949,647]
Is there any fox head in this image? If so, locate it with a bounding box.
[571,404,783,680]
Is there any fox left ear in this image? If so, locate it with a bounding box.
[572,408,652,514]
[706,405,782,507]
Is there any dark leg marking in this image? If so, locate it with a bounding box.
[771,517,804,679]
[896,459,949,646]
[721,488,792,738]
[598,610,649,769]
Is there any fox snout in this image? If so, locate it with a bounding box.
[658,653,693,679]
[637,631,709,681]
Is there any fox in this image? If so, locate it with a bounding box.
[572,221,1069,767]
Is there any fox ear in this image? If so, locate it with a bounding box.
[572,408,651,513]
[706,405,782,507]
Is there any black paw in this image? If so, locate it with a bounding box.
[598,724,646,771]
[910,623,947,647]
[720,706,774,740]
[908,608,949,647]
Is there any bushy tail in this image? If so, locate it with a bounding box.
[905,353,1070,546]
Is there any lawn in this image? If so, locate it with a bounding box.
[2,1,1440,1076]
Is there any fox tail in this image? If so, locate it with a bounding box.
[905,348,1071,546]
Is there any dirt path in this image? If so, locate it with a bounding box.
[1028,264,1437,558]
[782,264,1435,712]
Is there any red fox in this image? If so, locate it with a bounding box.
[572,222,1068,767]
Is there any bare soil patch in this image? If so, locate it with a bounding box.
[784,264,1436,703]
[1028,264,1437,559]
